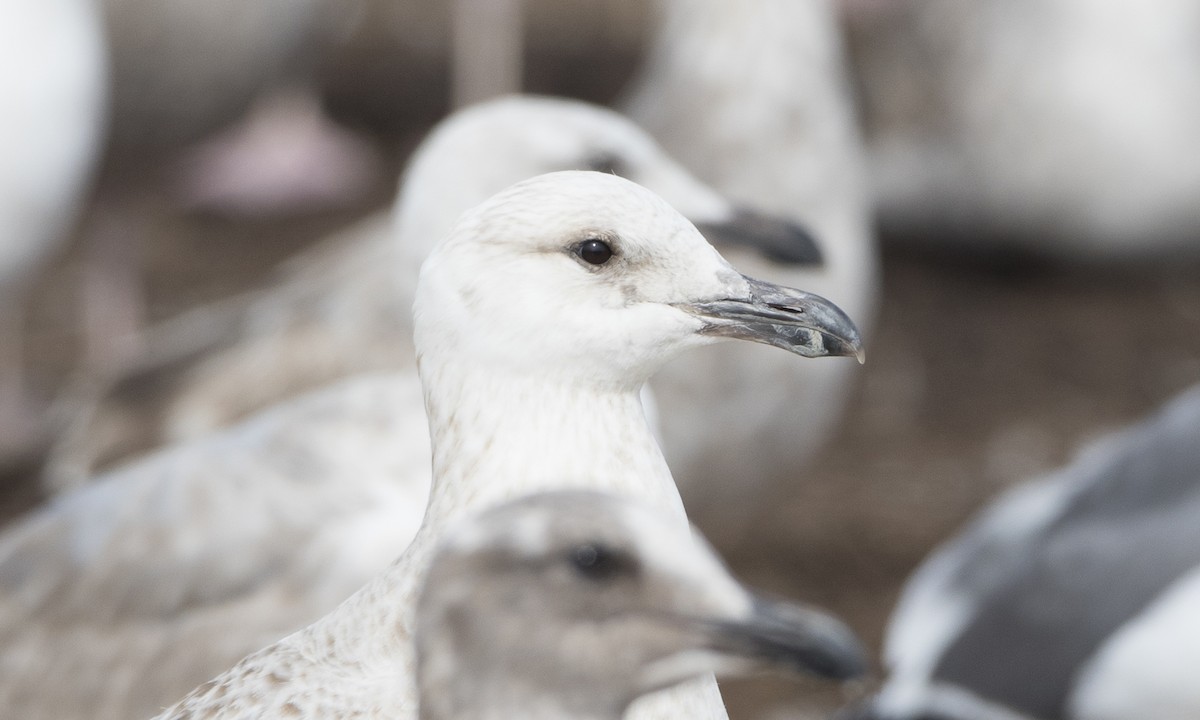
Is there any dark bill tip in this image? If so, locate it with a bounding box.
[707,596,869,681]
[686,276,865,362]
[695,210,824,267]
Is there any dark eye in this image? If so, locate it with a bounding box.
[569,542,634,582]
[578,238,613,265]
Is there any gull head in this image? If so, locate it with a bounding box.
[416,491,867,720]
[395,95,824,269]
[413,171,862,390]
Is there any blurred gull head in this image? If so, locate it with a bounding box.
[416,491,867,720]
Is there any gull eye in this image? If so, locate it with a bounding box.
[569,542,634,582]
[577,238,614,266]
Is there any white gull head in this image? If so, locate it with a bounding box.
[414,170,861,393]
[416,491,866,720]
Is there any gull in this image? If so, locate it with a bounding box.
[624,0,878,536]
[846,0,1200,260]
[844,384,1200,720]
[46,95,826,490]
[418,491,866,720]
[1,170,860,720]
[0,373,433,720]
[0,0,106,462]
[151,170,862,720]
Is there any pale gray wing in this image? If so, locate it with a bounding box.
[0,374,430,720]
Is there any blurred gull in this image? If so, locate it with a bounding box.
[46,96,829,490]
[160,490,865,720]
[0,0,106,460]
[1,171,862,720]
[625,0,878,535]
[0,374,432,720]
[847,0,1200,259]
[846,384,1200,720]
[414,492,864,720]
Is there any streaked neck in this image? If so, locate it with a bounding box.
[285,357,688,710]
[420,357,686,527]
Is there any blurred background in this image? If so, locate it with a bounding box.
[3,0,1200,718]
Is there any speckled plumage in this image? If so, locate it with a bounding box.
[155,171,861,719]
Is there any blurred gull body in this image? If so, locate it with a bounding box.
[0,374,431,718]
[848,384,1200,720]
[2,171,862,720]
[625,0,878,535]
[848,0,1200,259]
[0,0,106,458]
[102,0,327,152]
[46,96,829,492]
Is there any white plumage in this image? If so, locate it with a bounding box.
[153,171,860,719]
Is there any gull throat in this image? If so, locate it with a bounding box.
[420,357,685,528]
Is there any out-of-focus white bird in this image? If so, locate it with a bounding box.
[625,0,878,538]
[845,384,1200,720]
[847,0,1200,260]
[0,0,107,462]
[101,0,329,153]
[46,96,829,491]
[2,171,862,720]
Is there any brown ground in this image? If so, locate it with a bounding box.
[5,40,1200,719]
